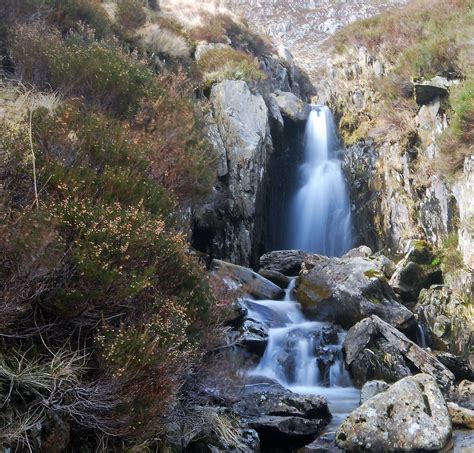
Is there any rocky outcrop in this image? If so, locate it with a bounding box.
[414,76,450,105]
[259,250,314,276]
[415,286,473,357]
[295,253,415,330]
[435,353,474,381]
[343,315,454,391]
[335,374,452,452]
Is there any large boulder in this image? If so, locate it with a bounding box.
[259,250,317,276]
[336,374,452,452]
[235,391,331,451]
[360,380,390,404]
[343,315,454,392]
[211,259,284,300]
[295,254,415,330]
[415,286,473,357]
[270,90,311,122]
[389,240,443,306]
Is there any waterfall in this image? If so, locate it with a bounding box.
[289,106,352,256]
[247,280,359,427]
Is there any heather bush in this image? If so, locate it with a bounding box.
[116,0,147,32]
[197,47,265,87]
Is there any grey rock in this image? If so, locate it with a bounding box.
[271,90,311,122]
[259,250,317,276]
[237,320,268,356]
[342,245,372,258]
[211,259,284,300]
[414,76,449,105]
[360,380,390,404]
[295,254,415,330]
[336,374,452,452]
[435,352,474,381]
[258,269,291,289]
[416,286,472,357]
[454,380,474,410]
[344,315,455,392]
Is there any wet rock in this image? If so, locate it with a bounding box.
[300,434,343,452]
[295,254,415,330]
[344,315,455,392]
[415,286,473,357]
[360,380,390,404]
[237,320,268,356]
[342,245,372,258]
[271,90,311,123]
[211,259,284,300]
[435,352,474,381]
[249,416,326,451]
[259,250,318,276]
[447,402,474,429]
[414,76,449,105]
[258,269,291,289]
[389,240,443,305]
[456,432,474,453]
[336,374,452,452]
[234,392,331,421]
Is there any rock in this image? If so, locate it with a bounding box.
[454,380,474,410]
[344,315,455,392]
[258,269,291,289]
[455,432,474,453]
[211,259,284,300]
[295,254,415,330]
[414,76,449,105]
[435,353,474,381]
[342,245,372,258]
[237,320,268,356]
[335,374,452,452]
[447,402,474,429]
[360,380,390,404]
[415,286,473,357]
[249,416,326,451]
[389,241,443,305]
[271,90,311,122]
[235,391,331,451]
[259,250,316,276]
[234,392,331,421]
[300,434,342,452]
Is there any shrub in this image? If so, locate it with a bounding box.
[440,233,464,274]
[116,0,147,32]
[197,47,265,86]
[140,24,191,59]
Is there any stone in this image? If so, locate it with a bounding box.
[389,241,443,305]
[435,352,474,381]
[257,269,291,289]
[414,76,449,105]
[249,416,326,451]
[360,380,390,404]
[447,402,474,429]
[259,250,316,276]
[343,315,455,392]
[342,245,372,258]
[295,254,415,330]
[271,90,311,122]
[335,374,452,452]
[455,380,474,410]
[237,320,268,356]
[415,286,473,357]
[211,259,284,300]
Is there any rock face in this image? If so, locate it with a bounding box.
[414,76,450,105]
[335,374,452,452]
[295,254,415,330]
[234,391,331,451]
[360,380,390,404]
[343,315,455,392]
[415,286,473,357]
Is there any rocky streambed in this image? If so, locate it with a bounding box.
[209,243,474,452]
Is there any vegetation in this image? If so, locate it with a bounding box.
[333,0,473,170]
[0,0,237,450]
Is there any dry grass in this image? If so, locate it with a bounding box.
[140,24,191,58]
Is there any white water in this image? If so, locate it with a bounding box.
[289,106,352,256]
[247,280,359,428]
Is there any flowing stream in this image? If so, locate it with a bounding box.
[245,106,359,432]
[288,106,352,255]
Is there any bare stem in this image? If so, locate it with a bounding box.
[28,109,39,209]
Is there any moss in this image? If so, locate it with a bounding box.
[364,269,382,279]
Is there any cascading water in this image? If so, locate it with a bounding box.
[289,106,352,256]
[247,280,359,427]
